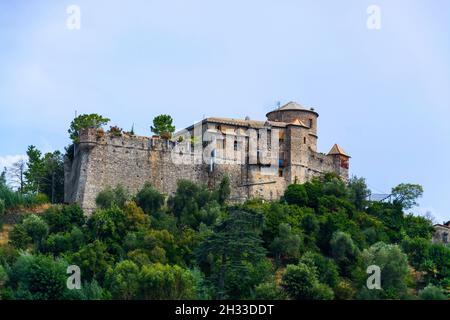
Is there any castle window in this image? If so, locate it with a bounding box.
[309,119,313,128]
[304,137,307,144]
[234,140,238,151]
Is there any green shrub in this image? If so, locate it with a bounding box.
[9,224,32,249]
[22,215,49,247]
[0,199,5,216]
[418,285,447,300]
[136,183,165,215]
[9,253,68,300]
[96,185,130,209]
[334,280,356,300]
[281,263,334,300]
[0,182,49,210]
[255,281,287,300]
[43,204,85,233]
[34,193,49,205]
[283,184,308,206]
[63,280,111,300]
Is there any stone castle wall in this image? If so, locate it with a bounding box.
[65,127,347,213]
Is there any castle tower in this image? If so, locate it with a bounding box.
[266,101,319,151]
[266,101,319,184]
[327,144,351,180]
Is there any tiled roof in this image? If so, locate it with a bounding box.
[205,117,288,128]
[328,144,350,157]
[265,101,319,118]
[278,101,305,111]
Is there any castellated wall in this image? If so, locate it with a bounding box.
[65,127,347,214]
[65,128,275,213]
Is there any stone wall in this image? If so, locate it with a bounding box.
[433,224,449,246]
[65,126,349,214]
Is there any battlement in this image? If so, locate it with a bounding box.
[78,127,175,151]
[65,103,350,214]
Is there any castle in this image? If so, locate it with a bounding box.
[64,101,350,213]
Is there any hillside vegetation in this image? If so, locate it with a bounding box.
[0,173,448,300]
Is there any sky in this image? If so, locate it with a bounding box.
[0,0,449,222]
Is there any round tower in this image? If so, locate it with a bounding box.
[266,101,319,134]
[266,101,319,151]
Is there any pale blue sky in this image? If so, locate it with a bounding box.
[0,0,449,222]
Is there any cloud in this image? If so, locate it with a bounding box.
[0,154,27,171]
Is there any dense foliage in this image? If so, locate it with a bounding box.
[150,114,175,138]
[68,113,110,143]
[0,173,448,300]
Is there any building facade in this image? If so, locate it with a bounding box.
[433,221,450,246]
[65,101,350,213]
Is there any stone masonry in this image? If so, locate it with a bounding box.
[65,102,350,213]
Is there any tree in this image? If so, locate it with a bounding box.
[284,184,308,206]
[88,206,127,243]
[360,242,409,299]
[0,264,8,298]
[0,167,6,185]
[418,284,447,300]
[95,185,130,209]
[300,252,339,288]
[24,145,43,193]
[255,280,287,300]
[322,176,347,198]
[403,214,434,239]
[347,176,370,210]
[42,204,85,234]
[40,151,65,203]
[8,159,26,193]
[123,201,150,231]
[22,215,49,248]
[151,114,175,138]
[9,224,32,249]
[106,260,140,300]
[391,183,424,209]
[330,231,360,277]
[270,223,302,266]
[301,213,319,249]
[215,176,231,205]
[0,199,5,218]
[196,210,266,299]
[139,263,196,299]
[136,183,165,214]
[68,113,110,143]
[71,240,114,282]
[169,179,219,229]
[63,280,111,300]
[10,253,68,300]
[281,263,334,300]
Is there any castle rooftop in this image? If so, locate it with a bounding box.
[328,144,350,158]
[266,101,319,118]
